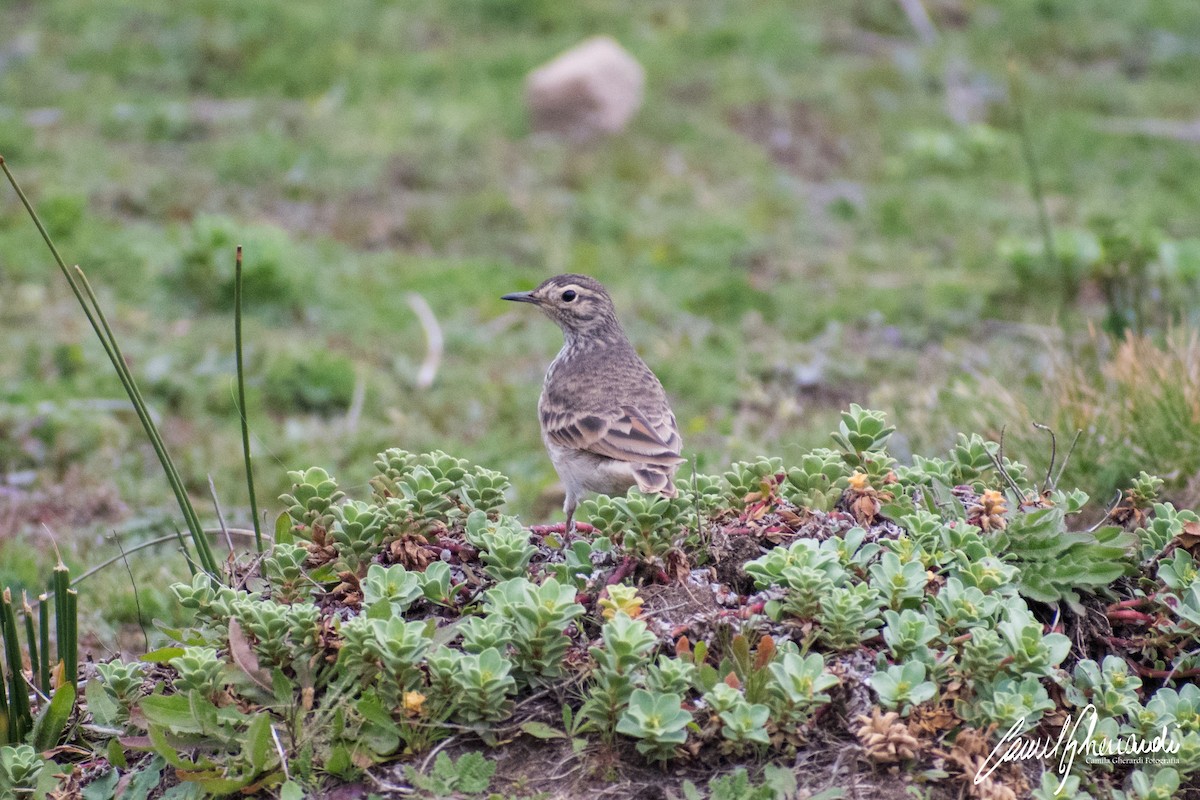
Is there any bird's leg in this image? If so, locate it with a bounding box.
[564,498,577,536]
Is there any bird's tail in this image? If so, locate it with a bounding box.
[633,466,678,498]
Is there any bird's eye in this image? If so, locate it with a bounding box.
[561,290,577,302]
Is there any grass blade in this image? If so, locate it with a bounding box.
[0,589,32,742]
[49,562,79,694]
[31,680,74,752]
[1006,60,1059,293]
[0,155,218,578]
[73,266,217,576]
[0,658,8,744]
[64,590,78,693]
[21,594,39,695]
[37,594,50,697]
[235,245,264,552]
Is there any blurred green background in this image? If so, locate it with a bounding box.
[2,0,1200,639]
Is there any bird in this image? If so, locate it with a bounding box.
[502,274,684,533]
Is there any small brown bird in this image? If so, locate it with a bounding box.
[502,274,683,532]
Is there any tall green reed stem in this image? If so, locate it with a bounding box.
[0,155,220,579]
[0,590,32,743]
[235,246,264,552]
[1007,60,1059,290]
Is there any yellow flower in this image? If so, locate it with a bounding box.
[402,691,427,718]
[600,585,643,620]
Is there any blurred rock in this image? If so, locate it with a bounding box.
[525,36,644,139]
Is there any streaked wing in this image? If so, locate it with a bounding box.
[543,404,683,467]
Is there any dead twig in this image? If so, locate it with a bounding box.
[1032,422,1056,493]
[408,292,443,390]
[420,734,459,774]
[987,429,1026,502]
[1053,429,1083,491]
[344,370,366,434]
[1089,491,1124,532]
[208,474,235,554]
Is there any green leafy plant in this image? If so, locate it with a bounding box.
[646,655,696,696]
[370,449,471,524]
[137,692,282,793]
[783,448,851,511]
[880,609,940,661]
[831,405,895,467]
[1136,503,1200,564]
[404,751,496,797]
[994,601,1072,677]
[930,578,1001,639]
[869,662,936,716]
[483,577,583,686]
[581,612,657,739]
[680,472,727,517]
[817,583,883,650]
[361,563,423,618]
[169,647,226,701]
[94,660,145,711]
[581,489,689,564]
[681,766,801,800]
[429,647,517,724]
[616,689,693,764]
[544,536,605,590]
[462,467,512,514]
[280,467,345,539]
[262,542,312,604]
[459,615,511,655]
[718,702,771,753]
[463,511,537,581]
[329,500,387,573]
[0,744,45,796]
[990,505,1136,608]
[767,651,839,726]
[747,538,848,620]
[419,561,455,606]
[1065,656,1142,718]
[723,457,783,507]
[337,614,431,705]
[868,552,927,611]
[970,674,1055,728]
[0,570,77,750]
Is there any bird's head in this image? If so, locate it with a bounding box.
[502,274,622,340]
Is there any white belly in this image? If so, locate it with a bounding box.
[545,440,638,499]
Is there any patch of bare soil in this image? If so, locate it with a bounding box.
[372,729,970,800]
[727,101,847,182]
[0,470,126,541]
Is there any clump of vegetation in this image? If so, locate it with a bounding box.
[0,408,1186,798]
[4,3,1200,797]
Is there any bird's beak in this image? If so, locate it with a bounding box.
[501,290,538,304]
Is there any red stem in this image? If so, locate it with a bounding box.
[605,556,637,586]
[1107,610,1156,625]
[1106,596,1154,613]
[1132,664,1200,679]
[528,522,596,535]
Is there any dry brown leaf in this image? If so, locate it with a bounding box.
[1179,520,1200,555]
[228,618,272,692]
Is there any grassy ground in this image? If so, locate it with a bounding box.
[1,0,1200,648]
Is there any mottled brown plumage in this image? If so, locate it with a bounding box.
[502,274,683,531]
